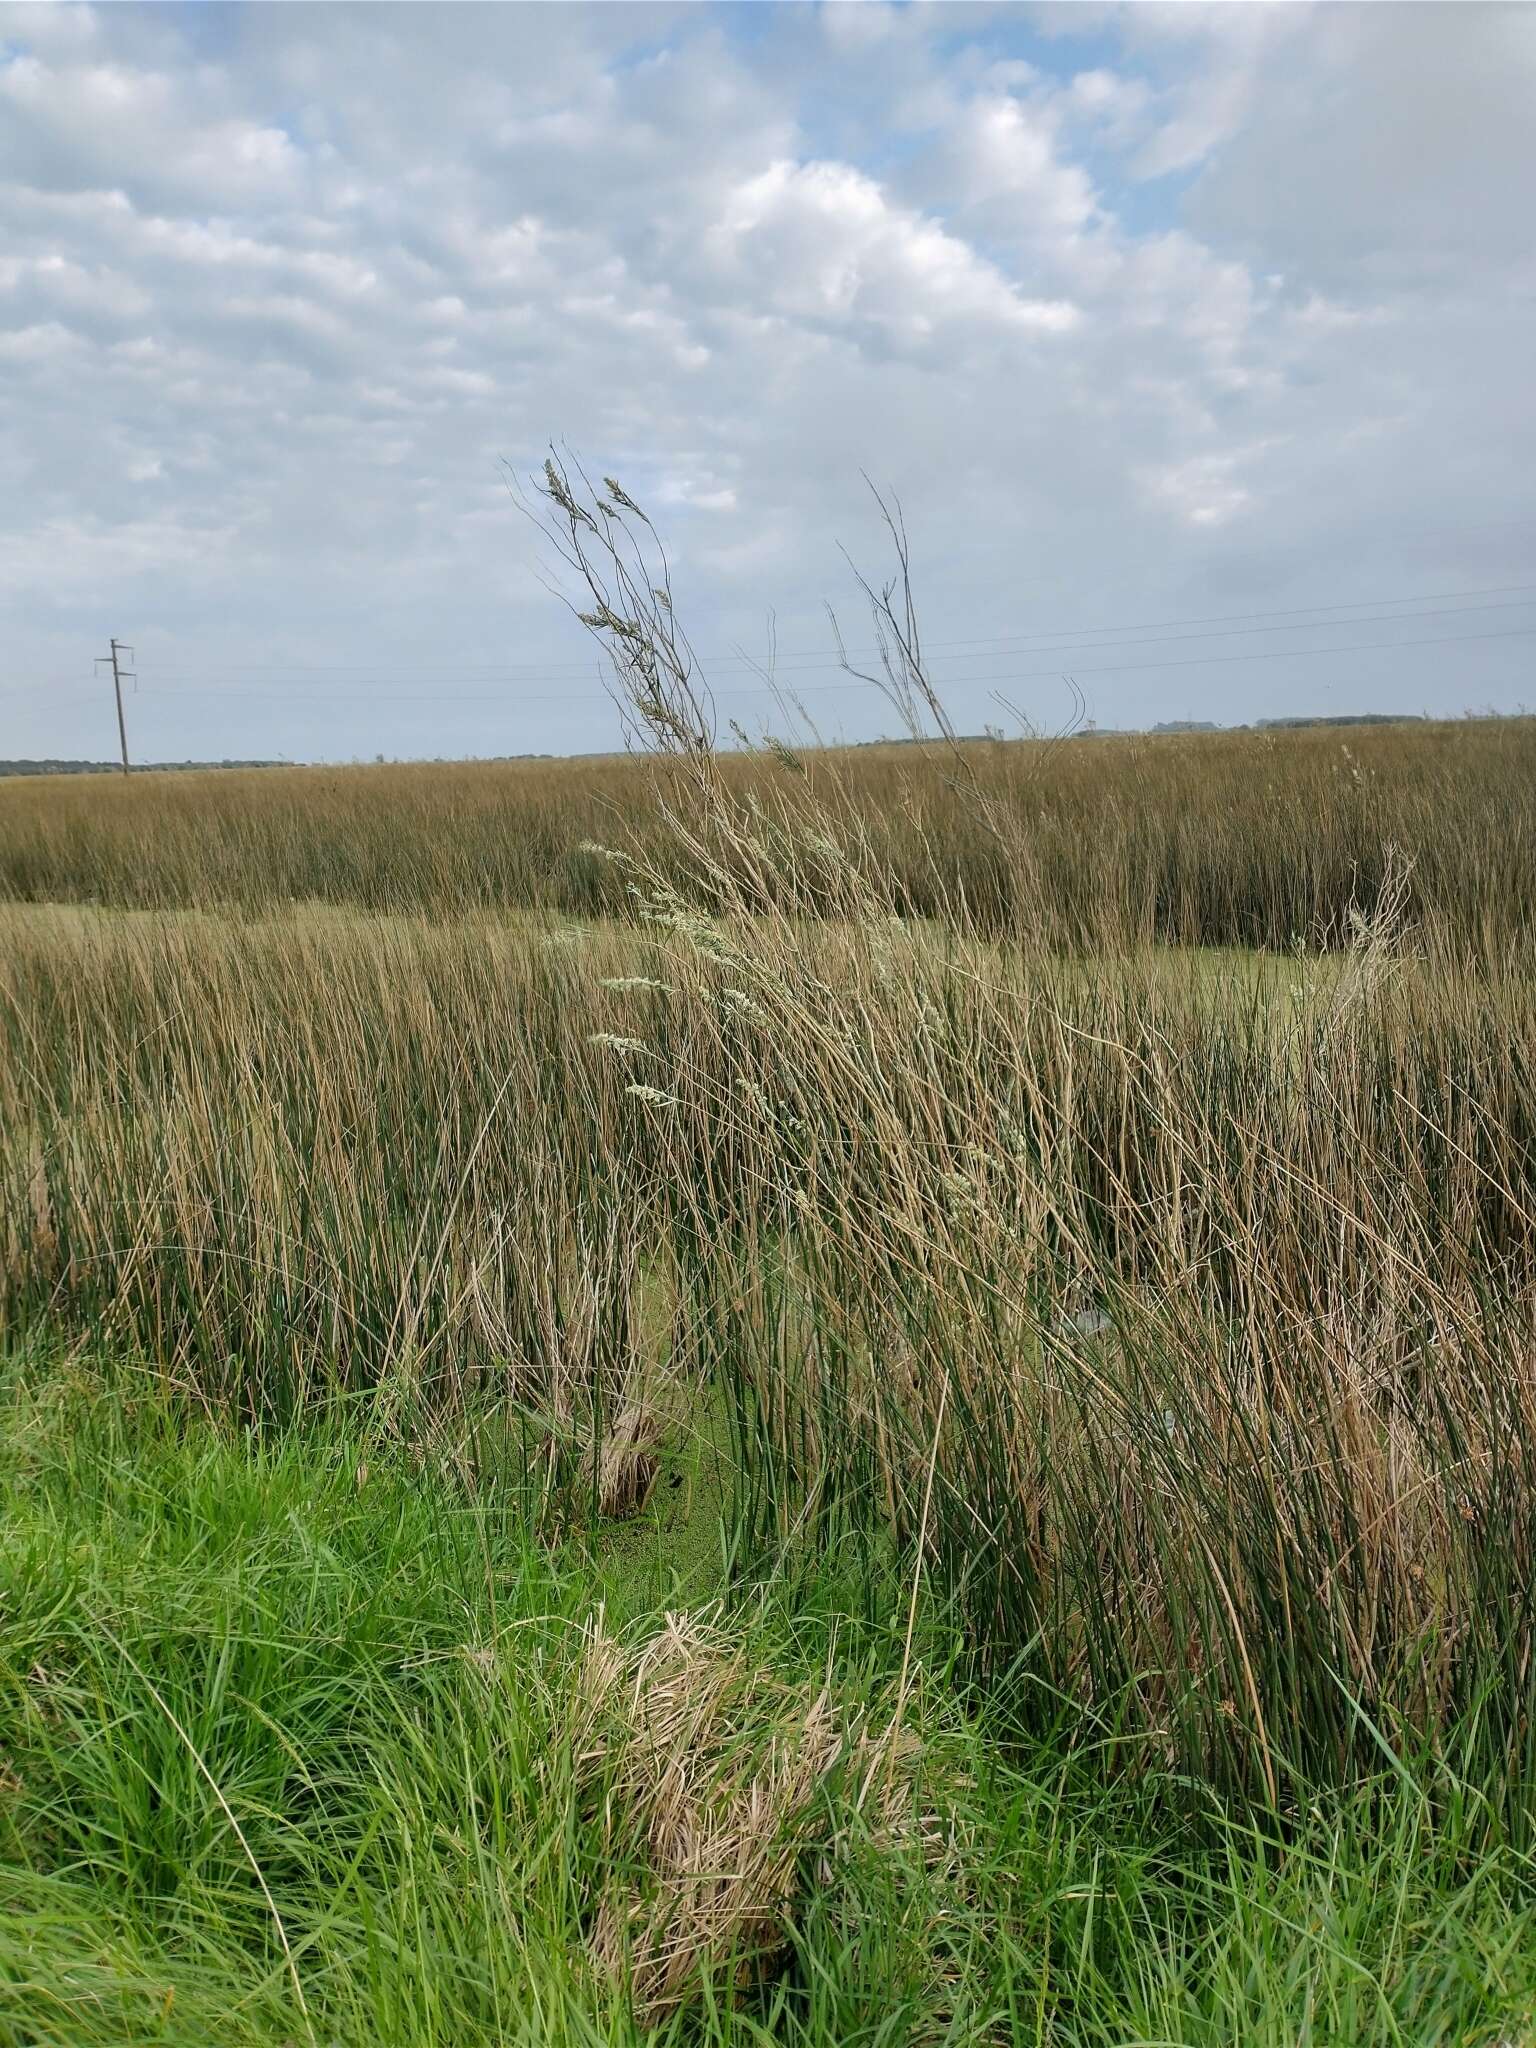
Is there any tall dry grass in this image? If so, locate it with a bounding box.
[1,715,1533,951]
[3,895,1535,1808]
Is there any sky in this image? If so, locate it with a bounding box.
[2,0,1534,763]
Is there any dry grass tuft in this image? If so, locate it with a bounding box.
[592,1400,664,1521]
[573,1612,915,2022]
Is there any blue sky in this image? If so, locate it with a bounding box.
[2,1,1534,762]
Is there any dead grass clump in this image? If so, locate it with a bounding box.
[592,1399,665,1520]
[572,1612,915,2022]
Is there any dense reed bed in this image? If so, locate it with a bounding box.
[2,710,1533,949]
[4,893,1534,1817]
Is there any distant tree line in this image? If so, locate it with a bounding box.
[1093,713,1427,739]
[0,759,281,778]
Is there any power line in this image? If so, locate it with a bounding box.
[15,592,1517,711]
[52,618,1533,708]
[129,577,1536,678]
[120,594,1536,692]
[4,589,1530,716]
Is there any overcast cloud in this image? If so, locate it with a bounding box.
[2,1,1533,762]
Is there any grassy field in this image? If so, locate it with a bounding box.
[4,481,1536,2038]
[1,710,1533,951]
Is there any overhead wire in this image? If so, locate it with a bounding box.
[17,617,1525,707]
[126,578,1536,678]
[9,585,1532,719]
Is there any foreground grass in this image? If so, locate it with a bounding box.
[2,1356,1535,2047]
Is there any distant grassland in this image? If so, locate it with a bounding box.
[1,715,1533,948]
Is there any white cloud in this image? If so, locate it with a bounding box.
[0,50,305,206]
[1140,443,1278,529]
[0,317,81,361]
[707,157,1080,341]
[940,90,1097,232]
[0,3,98,53]
[420,365,497,398]
[820,4,900,56]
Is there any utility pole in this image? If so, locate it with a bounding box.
[95,639,134,775]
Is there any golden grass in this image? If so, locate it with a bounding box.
[3,882,1533,1805]
[2,713,1533,950]
[574,1612,915,2020]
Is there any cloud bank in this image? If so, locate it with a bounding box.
[2,1,1533,760]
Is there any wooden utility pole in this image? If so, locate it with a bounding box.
[95,639,134,775]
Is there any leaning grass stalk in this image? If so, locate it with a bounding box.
[887,1368,949,1801]
[383,1063,520,1394]
[92,1614,317,2047]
